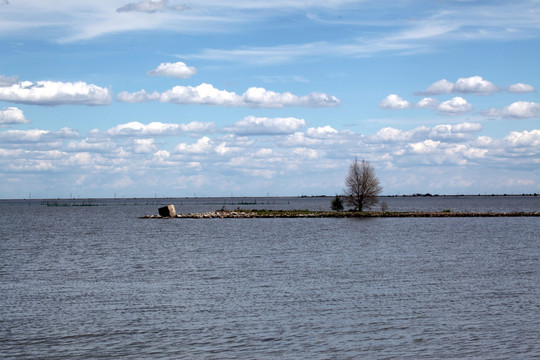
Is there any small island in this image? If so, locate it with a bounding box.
[142,208,539,219]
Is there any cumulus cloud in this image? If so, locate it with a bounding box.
[382,94,473,115]
[0,80,112,106]
[408,139,441,154]
[415,79,454,96]
[416,76,499,96]
[92,121,215,137]
[306,126,338,138]
[482,101,540,119]
[174,136,213,154]
[379,94,411,109]
[429,122,483,140]
[116,89,160,103]
[506,83,535,93]
[180,121,216,133]
[372,127,418,143]
[118,83,340,108]
[226,116,305,135]
[504,129,540,147]
[371,122,482,143]
[116,0,184,13]
[416,97,439,109]
[148,61,197,78]
[133,138,157,153]
[0,107,29,125]
[437,97,473,115]
[453,76,499,95]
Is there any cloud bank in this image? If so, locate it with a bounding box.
[90,121,216,137]
[117,83,340,108]
[226,116,305,135]
[415,76,535,96]
[2,119,537,196]
[0,80,112,106]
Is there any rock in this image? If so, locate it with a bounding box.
[158,204,177,218]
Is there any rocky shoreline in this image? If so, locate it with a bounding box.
[142,209,539,219]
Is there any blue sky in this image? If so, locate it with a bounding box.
[1,0,539,198]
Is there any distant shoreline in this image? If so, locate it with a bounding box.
[142,209,540,219]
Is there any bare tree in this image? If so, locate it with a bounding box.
[345,157,382,211]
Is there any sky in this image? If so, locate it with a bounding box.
[0,0,539,198]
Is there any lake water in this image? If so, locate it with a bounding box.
[1,196,539,359]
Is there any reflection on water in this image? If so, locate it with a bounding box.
[1,197,539,358]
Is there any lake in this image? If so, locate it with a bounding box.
[1,196,539,359]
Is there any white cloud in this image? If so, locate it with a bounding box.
[179,121,216,133]
[0,80,112,106]
[416,97,439,109]
[380,93,473,115]
[174,136,213,154]
[474,136,493,147]
[159,83,238,106]
[504,129,540,147]
[371,122,482,143]
[306,126,338,138]
[429,122,483,140]
[118,83,340,108]
[506,83,535,93]
[449,122,483,133]
[0,127,78,143]
[482,101,540,119]
[437,97,473,115]
[131,138,156,153]
[453,76,499,95]
[95,121,215,137]
[226,116,305,135]
[463,147,488,159]
[416,76,504,96]
[293,147,319,159]
[215,142,242,155]
[379,94,411,110]
[148,61,197,78]
[408,139,441,154]
[415,79,454,96]
[372,127,417,142]
[153,149,170,161]
[116,89,160,103]
[0,107,29,125]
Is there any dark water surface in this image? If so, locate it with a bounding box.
[1,197,539,359]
